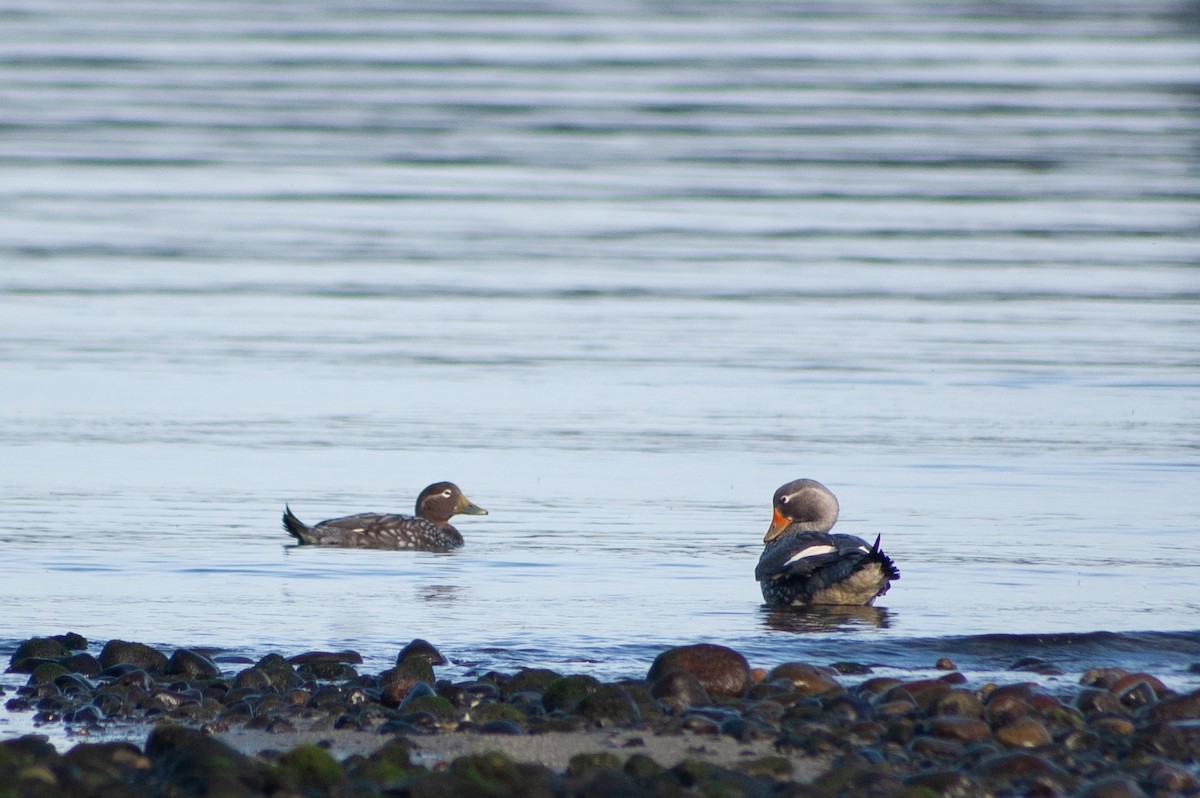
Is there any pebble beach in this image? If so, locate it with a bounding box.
[4,633,1200,797]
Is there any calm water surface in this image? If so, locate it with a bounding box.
[2,0,1200,744]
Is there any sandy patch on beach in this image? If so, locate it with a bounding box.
[216,728,828,778]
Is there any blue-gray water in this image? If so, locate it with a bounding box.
[2,0,1200,744]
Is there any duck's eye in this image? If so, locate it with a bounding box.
[441,489,453,498]
[779,495,789,505]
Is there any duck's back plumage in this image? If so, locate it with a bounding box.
[283,507,464,551]
[282,481,486,553]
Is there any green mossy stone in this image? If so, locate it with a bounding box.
[542,675,600,713]
[401,694,458,721]
[469,702,527,726]
[566,751,623,777]
[272,744,344,790]
[500,668,562,698]
[29,662,71,685]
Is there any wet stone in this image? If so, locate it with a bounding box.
[543,675,600,713]
[650,670,711,711]
[1074,776,1149,798]
[165,648,222,680]
[646,644,751,698]
[230,667,274,693]
[397,638,446,666]
[1148,688,1200,723]
[927,716,992,743]
[767,662,841,697]
[98,640,169,675]
[297,661,358,681]
[499,668,561,698]
[996,716,1053,748]
[61,653,103,678]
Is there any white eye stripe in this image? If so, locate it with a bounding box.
[783,544,836,565]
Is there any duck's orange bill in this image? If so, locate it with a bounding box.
[764,507,790,542]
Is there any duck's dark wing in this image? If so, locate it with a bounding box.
[284,509,463,551]
[757,532,900,606]
[755,531,844,582]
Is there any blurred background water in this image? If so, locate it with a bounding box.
[2,0,1199,743]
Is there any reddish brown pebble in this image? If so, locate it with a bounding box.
[766,663,841,697]
[1109,672,1166,697]
[1073,777,1148,798]
[927,716,992,743]
[935,658,957,671]
[995,716,1052,748]
[1091,715,1135,736]
[646,644,751,697]
[1148,688,1200,723]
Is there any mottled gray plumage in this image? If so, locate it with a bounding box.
[282,481,486,552]
[756,478,898,606]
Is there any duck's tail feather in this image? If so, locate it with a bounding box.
[868,534,901,581]
[282,505,312,543]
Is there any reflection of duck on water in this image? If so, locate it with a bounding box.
[282,482,487,551]
[756,479,899,606]
[762,603,891,634]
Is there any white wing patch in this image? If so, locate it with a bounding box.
[783,544,837,566]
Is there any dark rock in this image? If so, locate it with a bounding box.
[975,751,1076,793]
[144,725,266,794]
[273,744,345,790]
[297,660,359,681]
[98,640,168,675]
[476,719,524,735]
[254,653,299,690]
[933,689,984,719]
[1009,656,1063,675]
[1073,776,1148,798]
[61,653,103,678]
[927,716,992,743]
[767,662,841,697]
[935,658,958,671]
[1076,688,1126,716]
[230,667,274,694]
[650,670,711,711]
[499,667,562,698]
[28,662,70,686]
[398,638,446,666]
[165,649,222,680]
[468,702,527,726]
[829,661,873,675]
[566,751,623,777]
[646,644,750,698]
[996,717,1053,748]
[9,637,70,672]
[288,650,363,665]
[905,769,981,796]
[577,685,641,727]
[381,660,435,708]
[1148,688,1200,723]
[543,675,600,713]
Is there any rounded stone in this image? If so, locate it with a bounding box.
[995,717,1052,748]
[166,649,222,680]
[1148,688,1200,723]
[230,667,274,693]
[397,639,446,666]
[646,644,750,698]
[766,662,841,697]
[1074,777,1148,798]
[98,640,169,675]
[576,685,640,727]
[650,670,711,711]
[927,716,991,743]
